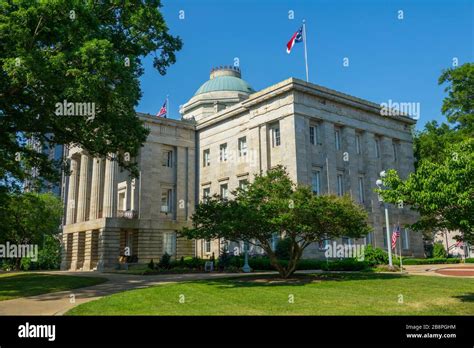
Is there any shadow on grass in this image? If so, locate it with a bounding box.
[453,293,474,302]
[197,272,408,289]
[0,273,107,301]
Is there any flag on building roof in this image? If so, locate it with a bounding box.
[156,99,167,118]
[286,26,303,54]
[391,225,401,250]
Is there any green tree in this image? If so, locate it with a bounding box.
[413,63,473,167]
[379,139,474,244]
[0,0,182,198]
[438,63,474,133]
[181,166,371,278]
[0,192,63,269]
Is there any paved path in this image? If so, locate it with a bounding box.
[0,271,278,316]
[403,263,474,277]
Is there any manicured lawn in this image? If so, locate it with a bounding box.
[67,273,474,315]
[0,273,107,301]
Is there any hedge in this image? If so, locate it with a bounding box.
[401,258,462,265]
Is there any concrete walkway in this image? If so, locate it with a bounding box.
[0,271,277,316]
[403,263,474,277]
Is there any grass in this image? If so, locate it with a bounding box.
[0,272,107,301]
[67,273,474,315]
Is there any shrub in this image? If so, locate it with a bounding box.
[465,258,474,263]
[432,243,447,258]
[321,258,370,271]
[402,258,461,265]
[159,253,171,269]
[20,257,32,271]
[275,237,292,260]
[148,259,155,270]
[362,245,388,266]
[217,249,231,271]
[374,264,401,272]
[36,235,61,270]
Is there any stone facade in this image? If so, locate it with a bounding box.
[61,115,195,271]
[61,67,425,271]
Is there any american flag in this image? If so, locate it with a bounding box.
[455,240,464,247]
[391,225,401,250]
[156,99,167,118]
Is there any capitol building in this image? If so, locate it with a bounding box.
[60,66,424,271]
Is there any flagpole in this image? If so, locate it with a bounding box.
[166,94,169,118]
[399,226,403,272]
[302,19,309,82]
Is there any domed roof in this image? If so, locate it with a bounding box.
[194,66,255,96]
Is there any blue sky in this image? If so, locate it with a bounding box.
[137,0,473,130]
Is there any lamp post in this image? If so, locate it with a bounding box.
[376,171,393,267]
[242,241,251,273]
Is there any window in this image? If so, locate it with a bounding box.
[238,179,248,190]
[204,239,211,253]
[203,149,210,167]
[321,239,330,250]
[335,128,341,150]
[162,150,173,167]
[271,233,280,250]
[365,232,373,246]
[358,176,365,203]
[202,187,210,202]
[238,137,247,157]
[342,237,352,246]
[310,124,321,145]
[392,142,398,161]
[311,171,321,195]
[375,138,380,158]
[118,190,126,211]
[163,232,177,255]
[219,143,228,162]
[356,134,361,154]
[337,173,344,196]
[220,184,228,200]
[309,125,320,145]
[161,188,172,213]
[402,228,410,250]
[271,126,281,147]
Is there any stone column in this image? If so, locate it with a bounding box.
[83,231,94,271]
[60,232,72,270]
[97,228,121,271]
[76,153,90,222]
[66,158,79,225]
[70,232,82,270]
[102,155,117,217]
[89,158,103,220]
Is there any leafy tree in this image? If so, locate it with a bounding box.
[379,139,474,244]
[181,166,371,278]
[413,63,473,167]
[0,192,63,269]
[0,1,182,199]
[438,63,474,133]
[432,242,447,259]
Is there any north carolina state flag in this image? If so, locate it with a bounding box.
[286,26,303,54]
